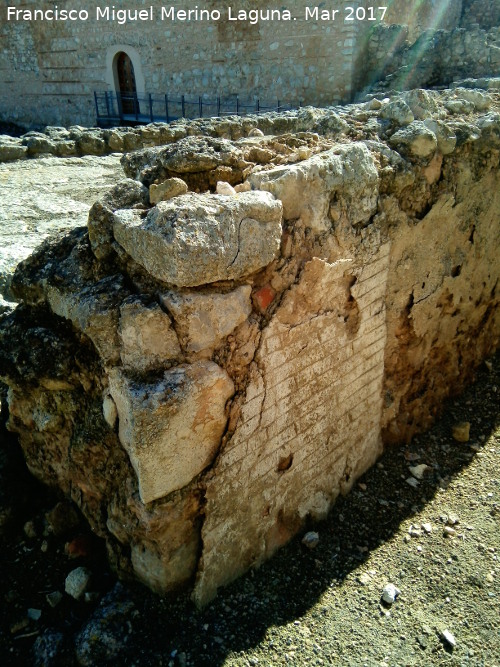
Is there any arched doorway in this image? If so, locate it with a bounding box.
[114,51,137,114]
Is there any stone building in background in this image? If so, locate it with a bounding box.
[1,0,498,128]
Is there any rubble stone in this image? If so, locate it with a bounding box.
[113,191,283,286]
[108,362,235,503]
[160,286,252,355]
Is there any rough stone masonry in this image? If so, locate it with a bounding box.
[0,85,499,606]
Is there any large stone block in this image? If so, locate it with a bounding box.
[113,191,283,286]
[249,143,378,232]
[160,286,252,355]
[119,297,182,372]
[108,362,235,504]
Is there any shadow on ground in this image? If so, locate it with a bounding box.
[0,353,499,665]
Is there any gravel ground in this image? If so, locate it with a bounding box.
[0,350,498,666]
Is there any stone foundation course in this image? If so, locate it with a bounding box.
[0,85,499,606]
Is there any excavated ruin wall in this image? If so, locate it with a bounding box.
[0,87,499,606]
[357,23,500,94]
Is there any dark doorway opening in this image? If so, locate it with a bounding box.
[115,51,137,114]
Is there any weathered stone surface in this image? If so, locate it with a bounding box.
[216,181,237,195]
[0,136,28,161]
[194,252,389,604]
[161,286,252,355]
[403,89,440,120]
[78,131,107,156]
[389,121,437,158]
[121,136,247,185]
[448,88,492,112]
[249,143,378,232]
[119,297,182,371]
[0,154,123,299]
[380,99,415,125]
[88,179,149,261]
[46,274,127,365]
[149,177,188,204]
[108,362,234,504]
[113,191,283,286]
[23,133,57,156]
[423,120,457,155]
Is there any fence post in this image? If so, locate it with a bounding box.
[277,99,280,111]
[256,99,260,113]
[117,92,123,122]
[217,96,221,116]
[236,96,239,115]
[165,94,169,123]
[181,95,185,118]
[199,96,202,118]
[149,93,153,122]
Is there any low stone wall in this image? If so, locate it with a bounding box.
[0,86,499,606]
[0,108,346,163]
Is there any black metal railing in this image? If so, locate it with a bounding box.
[94,91,300,126]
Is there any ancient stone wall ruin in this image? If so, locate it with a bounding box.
[1,86,499,606]
[356,21,500,95]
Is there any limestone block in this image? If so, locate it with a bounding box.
[88,179,149,260]
[119,297,181,372]
[23,134,57,156]
[106,130,126,152]
[380,100,415,125]
[389,122,437,158]
[149,177,188,204]
[234,181,251,193]
[215,181,237,195]
[113,191,282,287]
[249,143,378,232]
[0,137,28,162]
[47,274,127,366]
[450,88,491,112]
[423,120,457,155]
[108,362,235,504]
[78,131,107,156]
[403,89,439,120]
[55,141,78,157]
[160,286,252,354]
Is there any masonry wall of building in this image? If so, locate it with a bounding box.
[0,0,469,128]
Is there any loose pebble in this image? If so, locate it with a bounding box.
[381,583,400,605]
[65,567,92,600]
[46,591,63,608]
[409,464,429,480]
[452,422,470,442]
[406,477,419,488]
[302,532,320,549]
[440,629,457,648]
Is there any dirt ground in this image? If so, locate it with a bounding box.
[0,348,498,666]
[0,154,122,298]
